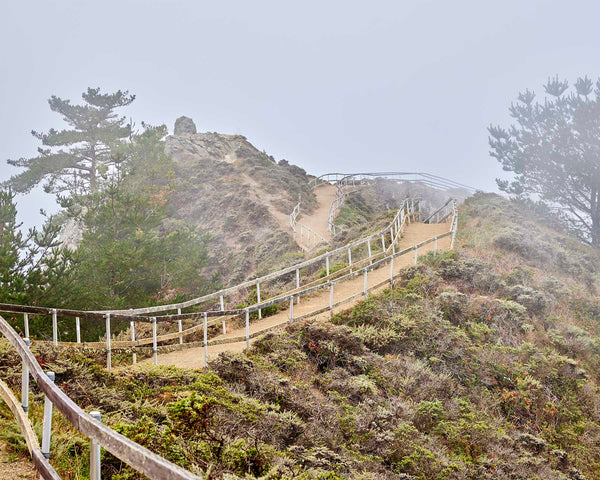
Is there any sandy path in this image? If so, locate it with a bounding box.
[0,440,36,479]
[295,184,337,249]
[148,222,450,369]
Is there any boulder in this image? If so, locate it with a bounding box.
[174,116,197,135]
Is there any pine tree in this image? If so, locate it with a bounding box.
[489,76,600,247]
[4,88,135,197]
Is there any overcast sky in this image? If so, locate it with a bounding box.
[2,0,599,228]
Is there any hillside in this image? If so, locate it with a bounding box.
[4,193,600,479]
[164,117,317,284]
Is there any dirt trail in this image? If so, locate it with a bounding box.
[0,441,36,479]
[149,222,450,369]
[295,184,337,249]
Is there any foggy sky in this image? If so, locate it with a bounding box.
[2,0,599,228]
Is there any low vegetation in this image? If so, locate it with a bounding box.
[3,193,600,479]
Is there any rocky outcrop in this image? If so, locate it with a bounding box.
[173,116,197,135]
[165,132,252,167]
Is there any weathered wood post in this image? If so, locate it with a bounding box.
[367,239,372,265]
[105,314,111,371]
[75,317,81,343]
[177,307,183,345]
[363,269,368,298]
[414,245,418,264]
[203,312,208,368]
[256,282,262,319]
[434,237,438,254]
[21,338,29,413]
[89,411,101,480]
[381,234,386,252]
[289,296,294,324]
[245,309,250,350]
[52,309,58,346]
[152,317,157,365]
[326,255,330,276]
[41,371,55,459]
[390,256,395,288]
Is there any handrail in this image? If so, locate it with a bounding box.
[0,315,201,480]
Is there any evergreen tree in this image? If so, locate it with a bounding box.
[0,190,29,303]
[4,88,135,197]
[489,76,600,247]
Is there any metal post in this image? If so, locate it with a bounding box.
[203,312,208,368]
[178,307,183,345]
[75,317,81,343]
[256,282,262,319]
[245,309,250,350]
[363,269,368,298]
[289,296,294,324]
[152,317,157,365]
[326,255,330,276]
[220,295,226,334]
[390,256,395,288]
[21,338,30,413]
[23,313,29,339]
[329,282,334,317]
[89,411,101,480]
[41,371,55,459]
[367,239,372,264]
[414,246,418,264]
[105,314,111,371]
[52,309,57,346]
[296,269,300,304]
[130,319,136,365]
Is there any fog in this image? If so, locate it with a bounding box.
[2,0,599,227]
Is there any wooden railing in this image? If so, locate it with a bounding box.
[0,173,461,479]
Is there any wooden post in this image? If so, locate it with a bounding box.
[21,338,29,413]
[89,411,101,480]
[152,317,157,365]
[390,256,395,288]
[220,296,226,334]
[296,269,300,304]
[256,282,262,319]
[177,307,183,345]
[414,246,418,264]
[105,314,111,371]
[75,317,81,343]
[23,313,29,339]
[289,296,294,324]
[363,269,368,298]
[326,255,330,276]
[381,234,385,252]
[203,312,208,368]
[41,371,55,459]
[52,309,57,346]
[434,237,438,254]
[348,247,352,272]
[245,309,250,350]
[367,239,372,264]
